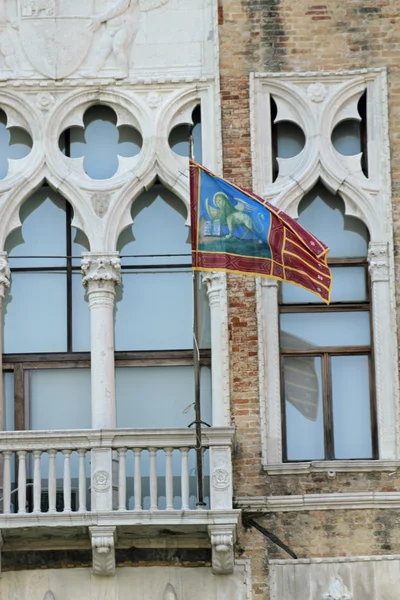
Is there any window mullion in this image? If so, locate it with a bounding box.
[322,353,334,460]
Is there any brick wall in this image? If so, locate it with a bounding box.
[219,1,400,597]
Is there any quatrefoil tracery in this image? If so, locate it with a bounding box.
[59,104,143,180]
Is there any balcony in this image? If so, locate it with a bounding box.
[0,427,239,575]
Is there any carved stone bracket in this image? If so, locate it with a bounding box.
[0,252,10,299]
[368,242,389,283]
[89,525,117,577]
[208,524,236,575]
[323,576,353,600]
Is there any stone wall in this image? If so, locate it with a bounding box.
[219,1,400,598]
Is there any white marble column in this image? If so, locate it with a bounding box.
[202,272,230,427]
[82,252,121,430]
[0,253,10,432]
[368,242,398,459]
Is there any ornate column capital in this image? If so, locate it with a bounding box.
[0,252,10,299]
[202,271,225,307]
[81,252,121,307]
[368,242,389,283]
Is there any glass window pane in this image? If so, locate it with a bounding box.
[115,270,193,351]
[281,266,367,304]
[331,120,361,156]
[72,273,90,352]
[284,356,324,460]
[298,185,368,258]
[116,366,212,428]
[332,355,373,459]
[118,187,190,266]
[71,227,90,267]
[280,312,370,350]
[3,372,14,431]
[5,189,67,268]
[3,272,67,353]
[276,121,305,158]
[29,369,91,430]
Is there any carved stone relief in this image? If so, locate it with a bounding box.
[1,0,214,80]
[212,468,230,490]
[43,592,56,600]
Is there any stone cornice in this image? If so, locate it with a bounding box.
[269,554,400,566]
[236,492,400,512]
[264,460,399,475]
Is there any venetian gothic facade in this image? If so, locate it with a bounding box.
[0,0,399,599]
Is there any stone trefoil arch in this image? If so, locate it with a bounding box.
[251,68,399,467]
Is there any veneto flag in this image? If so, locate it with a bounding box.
[190,160,332,303]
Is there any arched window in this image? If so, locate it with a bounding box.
[115,184,211,428]
[279,184,376,461]
[2,187,91,432]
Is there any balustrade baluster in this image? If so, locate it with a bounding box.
[17,450,27,514]
[134,448,142,511]
[33,450,42,514]
[48,449,57,513]
[180,448,190,510]
[165,448,174,510]
[62,450,72,512]
[78,449,87,512]
[2,450,11,514]
[117,448,127,511]
[149,447,158,511]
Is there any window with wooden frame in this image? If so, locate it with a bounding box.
[2,186,91,433]
[279,184,377,461]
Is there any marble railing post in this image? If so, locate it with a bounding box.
[0,253,10,433]
[82,252,121,430]
[202,272,230,427]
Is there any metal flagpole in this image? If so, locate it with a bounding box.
[188,125,206,508]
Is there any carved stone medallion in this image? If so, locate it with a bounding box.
[93,470,110,492]
[212,468,230,490]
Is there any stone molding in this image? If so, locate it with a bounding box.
[0,252,10,299]
[264,459,400,475]
[252,68,400,465]
[89,525,116,577]
[208,524,236,575]
[270,554,400,566]
[236,492,400,512]
[0,426,236,451]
